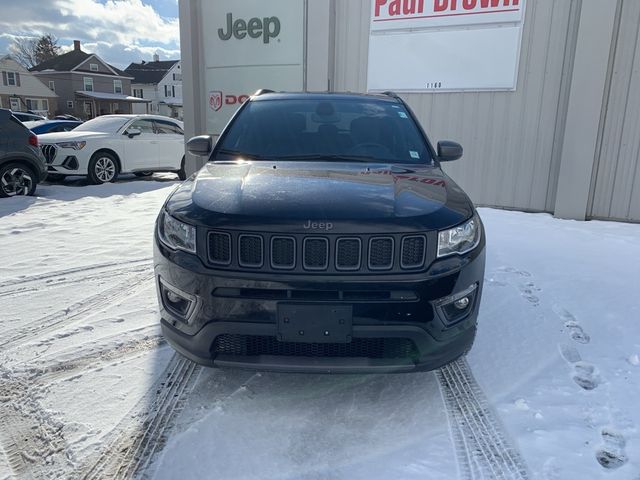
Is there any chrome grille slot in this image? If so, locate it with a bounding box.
[401,235,426,269]
[208,231,231,265]
[368,237,394,270]
[40,144,57,164]
[335,238,361,270]
[238,234,263,267]
[271,236,295,269]
[303,237,329,270]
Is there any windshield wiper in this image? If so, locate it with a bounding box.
[277,154,385,163]
[215,148,273,161]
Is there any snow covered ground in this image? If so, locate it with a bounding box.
[0,176,639,480]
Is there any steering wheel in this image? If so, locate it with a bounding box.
[347,142,393,156]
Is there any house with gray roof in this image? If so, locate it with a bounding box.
[125,56,182,120]
[30,40,149,120]
[1,55,58,117]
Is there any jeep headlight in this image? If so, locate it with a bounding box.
[56,141,86,150]
[158,211,196,254]
[437,214,481,257]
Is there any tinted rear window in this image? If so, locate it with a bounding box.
[216,98,433,164]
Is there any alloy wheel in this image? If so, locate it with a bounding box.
[95,157,116,182]
[1,167,33,196]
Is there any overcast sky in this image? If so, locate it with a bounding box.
[0,0,180,69]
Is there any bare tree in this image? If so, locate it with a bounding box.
[11,34,61,69]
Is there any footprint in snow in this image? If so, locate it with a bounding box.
[553,306,590,344]
[519,282,541,306]
[558,344,600,390]
[596,428,628,469]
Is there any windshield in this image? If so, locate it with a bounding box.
[215,98,433,164]
[73,116,130,133]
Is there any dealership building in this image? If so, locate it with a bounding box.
[179,0,640,222]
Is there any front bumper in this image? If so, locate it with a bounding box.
[154,237,485,373]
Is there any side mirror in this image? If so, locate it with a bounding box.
[187,135,213,156]
[126,127,142,138]
[437,140,463,162]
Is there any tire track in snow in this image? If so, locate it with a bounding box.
[0,258,151,296]
[437,358,529,480]
[78,354,200,480]
[0,370,73,480]
[0,269,153,351]
[29,333,165,385]
[0,260,149,298]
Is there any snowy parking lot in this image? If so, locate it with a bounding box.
[0,177,639,480]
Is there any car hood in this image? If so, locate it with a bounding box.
[166,162,474,231]
[38,131,110,142]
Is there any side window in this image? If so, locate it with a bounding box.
[155,120,183,135]
[129,119,155,134]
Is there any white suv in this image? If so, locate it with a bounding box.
[38,114,186,183]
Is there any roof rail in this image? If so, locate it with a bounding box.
[253,89,275,96]
[381,91,401,99]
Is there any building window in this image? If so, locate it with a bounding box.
[133,88,143,98]
[112,102,119,113]
[173,73,182,81]
[26,99,33,110]
[48,80,55,92]
[84,77,93,92]
[7,72,16,86]
[114,79,122,94]
[172,85,175,97]
[164,85,169,97]
[90,63,99,72]
[67,100,74,109]
[43,99,49,111]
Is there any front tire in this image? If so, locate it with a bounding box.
[0,163,37,197]
[88,152,119,184]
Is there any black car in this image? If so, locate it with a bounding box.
[154,91,485,373]
[0,108,48,197]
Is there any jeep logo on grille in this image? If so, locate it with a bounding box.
[303,220,333,231]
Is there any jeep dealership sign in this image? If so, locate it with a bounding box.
[201,0,304,135]
[367,0,525,92]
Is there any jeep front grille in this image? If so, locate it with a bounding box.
[401,235,426,269]
[208,232,231,265]
[206,231,429,274]
[303,238,329,270]
[239,234,263,267]
[40,145,57,164]
[368,237,394,270]
[212,334,419,359]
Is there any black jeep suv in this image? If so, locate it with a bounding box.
[0,108,47,197]
[154,91,485,373]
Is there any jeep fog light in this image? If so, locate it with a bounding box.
[159,278,197,323]
[434,283,478,325]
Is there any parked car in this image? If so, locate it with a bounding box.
[38,114,186,184]
[154,91,486,373]
[24,119,82,135]
[54,114,81,121]
[11,111,46,122]
[0,109,47,197]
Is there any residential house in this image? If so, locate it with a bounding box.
[125,56,182,120]
[30,40,149,120]
[0,55,58,117]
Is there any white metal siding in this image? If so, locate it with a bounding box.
[332,0,579,212]
[589,0,640,221]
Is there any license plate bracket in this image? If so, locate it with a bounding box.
[277,304,353,344]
